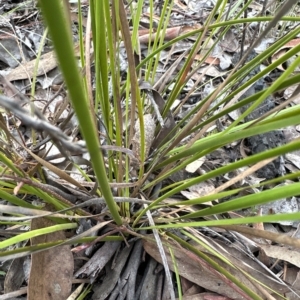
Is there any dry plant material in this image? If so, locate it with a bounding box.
[132,114,156,160]
[0,287,28,300]
[6,50,57,82]
[259,244,300,269]
[144,237,263,299]
[6,44,81,82]
[181,293,232,300]
[92,243,134,300]
[271,38,300,71]
[220,225,300,249]
[139,81,176,151]
[139,257,159,298]
[28,216,74,300]
[74,241,121,278]
[92,240,144,300]
[188,231,290,295]
[137,25,202,44]
[4,257,26,293]
[181,181,215,200]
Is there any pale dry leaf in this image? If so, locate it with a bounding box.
[219,29,239,53]
[6,44,81,82]
[66,283,85,300]
[260,183,298,225]
[7,51,57,82]
[25,148,86,191]
[285,153,300,170]
[197,65,227,77]
[272,49,288,71]
[249,1,263,10]
[259,244,300,268]
[185,157,206,173]
[288,268,300,290]
[28,215,74,300]
[283,85,300,104]
[284,267,300,300]
[181,181,215,201]
[199,38,215,56]
[132,114,155,159]
[254,38,275,53]
[0,287,28,299]
[218,53,233,70]
[170,99,181,110]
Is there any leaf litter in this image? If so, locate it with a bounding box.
[0,0,300,299]
[28,213,73,300]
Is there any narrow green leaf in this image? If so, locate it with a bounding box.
[0,223,77,250]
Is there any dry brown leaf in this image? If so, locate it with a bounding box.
[180,24,202,35]
[193,54,220,65]
[181,293,232,300]
[28,215,74,300]
[271,38,300,71]
[188,231,291,296]
[143,236,264,299]
[181,276,202,295]
[138,25,201,44]
[273,38,300,52]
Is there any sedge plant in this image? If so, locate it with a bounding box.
[1,0,300,298]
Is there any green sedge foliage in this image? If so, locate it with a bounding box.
[0,0,300,298]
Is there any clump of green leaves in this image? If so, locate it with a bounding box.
[1,0,300,298]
